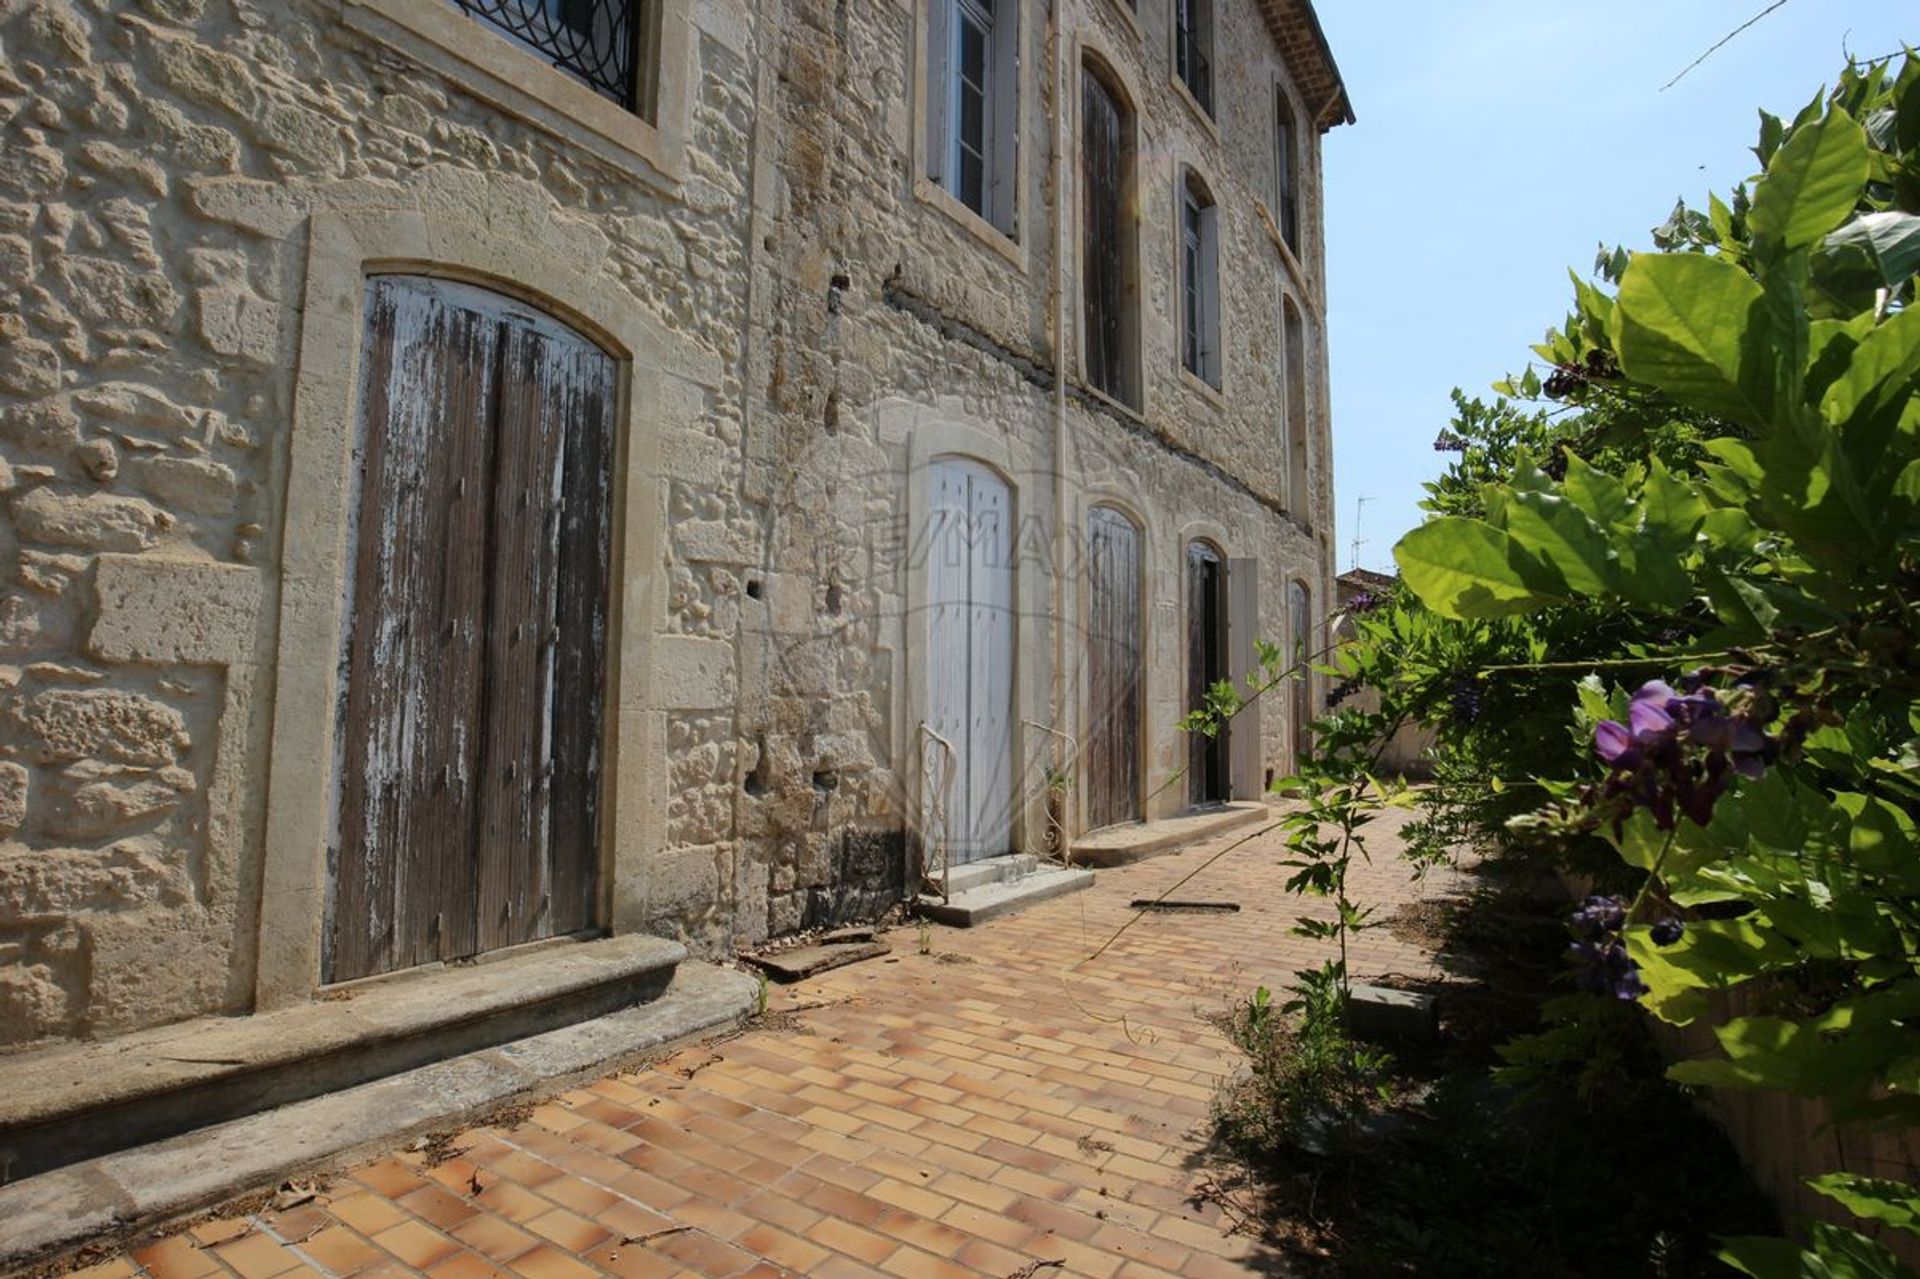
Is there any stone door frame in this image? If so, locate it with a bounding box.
[252,208,681,1011]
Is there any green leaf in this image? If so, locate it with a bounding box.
[1392,518,1562,620]
[1822,305,1920,429]
[1749,106,1871,250]
[1561,451,1633,528]
[1504,490,1618,596]
[1824,212,1920,287]
[1807,1175,1920,1237]
[1615,253,1773,425]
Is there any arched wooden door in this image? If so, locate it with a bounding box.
[1085,507,1142,830]
[925,459,1015,863]
[328,276,614,982]
[1186,540,1230,807]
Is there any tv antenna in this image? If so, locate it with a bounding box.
[1349,495,1374,572]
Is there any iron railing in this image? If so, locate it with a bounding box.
[917,723,956,903]
[451,0,644,112]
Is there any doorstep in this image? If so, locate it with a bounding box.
[1070,801,1272,867]
[0,933,691,1184]
[915,854,1094,926]
[0,961,759,1270]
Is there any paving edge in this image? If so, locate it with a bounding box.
[0,961,760,1273]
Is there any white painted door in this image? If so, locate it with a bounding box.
[926,459,1015,863]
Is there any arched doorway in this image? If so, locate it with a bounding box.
[925,458,1016,863]
[1085,506,1142,830]
[1186,540,1230,807]
[328,275,615,982]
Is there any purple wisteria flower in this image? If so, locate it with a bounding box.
[1591,674,1781,830]
[1565,894,1647,1001]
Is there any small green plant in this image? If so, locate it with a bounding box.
[753,970,770,1016]
[1212,976,1393,1159]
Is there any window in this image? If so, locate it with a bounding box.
[1082,60,1138,407]
[1173,0,1212,116]
[928,0,1018,233]
[450,0,654,117]
[1275,92,1300,253]
[1181,171,1220,389]
[1282,295,1310,515]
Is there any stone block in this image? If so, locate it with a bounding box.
[12,489,172,553]
[1347,983,1439,1044]
[89,555,262,666]
[654,634,735,709]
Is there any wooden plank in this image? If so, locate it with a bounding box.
[546,331,615,938]
[331,278,498,981]
[474,322,563,954]
[1085,508,1141,830]
[1290,579,1311,770]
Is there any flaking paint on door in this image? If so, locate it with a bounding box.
[328,276,614,983]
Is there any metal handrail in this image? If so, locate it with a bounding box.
[1021,720,1080,868]
[917,723,956,904]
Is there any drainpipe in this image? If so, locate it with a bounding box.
[1047,0,1072,852]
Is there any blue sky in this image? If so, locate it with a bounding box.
[1317,1,1917,574]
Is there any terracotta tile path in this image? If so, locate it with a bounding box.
[82,808,1463,1279]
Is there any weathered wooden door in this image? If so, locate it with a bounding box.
[1289,579,1312,770]
[925,459,1014,863]
[329,276,615,983]
[1186,540,1229,807]
[1084,507,1141,829]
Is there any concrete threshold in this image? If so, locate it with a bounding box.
[1070,801,1272,867]
[0,933,687,1183]
[0,961,759,1271]
[916,861,1094,926]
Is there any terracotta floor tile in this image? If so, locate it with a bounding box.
[578,1242,681,1279]
[328,1194,410,1239]
[450,1215,540,1264]
[522,1209,611,1255]
[292,1225,385,1275]
[372,1221,463,1270]
[212,1232,301,1279]
[425,1252,514,1279]
[133,1235,221,1279]
[504,1244,601,1279]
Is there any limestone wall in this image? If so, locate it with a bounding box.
[0,0,1342,1049]
[0,0,758,1045]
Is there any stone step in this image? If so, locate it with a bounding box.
[1070,801,1272,867]
[0,933,690,1183]
[915,865,1095,927]
[930,852,1042,896]
[0,960,759,1271]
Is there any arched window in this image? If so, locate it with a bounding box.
[1282,295,1309,519]
[1082,58,1139,407]
[1181,170,1220,389]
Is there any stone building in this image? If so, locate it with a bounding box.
[0,0,1346,1083]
